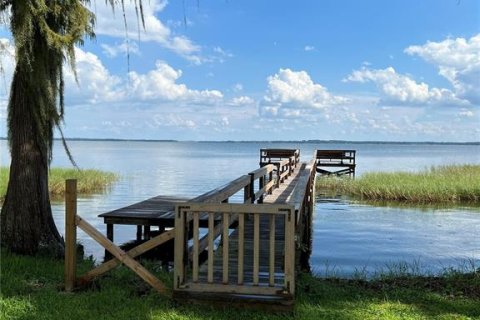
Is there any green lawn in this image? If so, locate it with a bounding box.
[1,250,478,320]
[316,164,480,204]
[0,167,118,200]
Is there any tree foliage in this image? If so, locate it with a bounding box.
[0,0,144,255]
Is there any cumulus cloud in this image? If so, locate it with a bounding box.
[91,0,232,65]
[304,45,315,51]
[64,48,227,106]
[261,68,348,117]
[0,39,15,122]
[457,109,475,118]
[128,61,223,103]
[0,38,15,92]
[64,47,124,104]
[405,34,480,105]
[228,96,255,107]
[101,41,140,58]
[91,0,203,64]
[345,66,468,106]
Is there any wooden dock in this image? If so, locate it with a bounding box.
[315,149,356,177]
[63,148,351,311]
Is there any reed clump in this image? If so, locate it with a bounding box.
[316,164,480,203]
[0,167,118,200]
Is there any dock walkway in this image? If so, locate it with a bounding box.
[65,148,353,310]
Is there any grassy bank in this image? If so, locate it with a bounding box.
[316,164,480,203]
[1,250,479,320]
[0,167,118,200]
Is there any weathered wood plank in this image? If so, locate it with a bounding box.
[222,213,229,284]
[193,213,199,283]
[65,180,77,292]
[208,212,214,283]
[238,213,244,285]
[269,214,275,287]
[79,229,175,283]
[76,216,169,295]
[253,214,260,286]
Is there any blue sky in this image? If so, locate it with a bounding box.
[0,0,479,141]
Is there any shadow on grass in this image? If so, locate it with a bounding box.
[1,250,479,320]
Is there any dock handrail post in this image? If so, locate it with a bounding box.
[174,206,186,290]
[284,208,295,295]
[275,163,281,188]
[65,179,77,292]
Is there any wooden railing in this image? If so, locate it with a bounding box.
[64,180,170,295]
[260,148,300,171]
[173,160,299,300]
[315,149,356,177]
[174,203,296,297]
[287,160,316,223]
[249,164,275,203]
[316,149,356,165]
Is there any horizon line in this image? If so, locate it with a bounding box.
[1,137,478,145]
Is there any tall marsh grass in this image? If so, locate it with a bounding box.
[316,164,480,203]
[0,167,118,200]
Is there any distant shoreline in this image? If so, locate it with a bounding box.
[0,137,478,145]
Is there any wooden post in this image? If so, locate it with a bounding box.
[222,213,229,284]
[144,225,151,240]
[268,171,273,194]
[208,212,214,283]
[174,206,186,290]
[275,163,281,188]
[259,176,264,204]
[284,209,295,295]
[105,223,114,260]
[192,213,199,283]
[65,179,77,292]
[136,225,142,241]
[269,214,275,287]
[253,214,260,286]
[237,213,244,285]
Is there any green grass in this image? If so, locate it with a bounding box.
[316,164,480,204]
[1,250,479,320]
[0,167,118,200]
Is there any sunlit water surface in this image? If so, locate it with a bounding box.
[1,140,479,277]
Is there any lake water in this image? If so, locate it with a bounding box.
[1,140,479,277]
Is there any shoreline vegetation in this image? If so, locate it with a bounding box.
[0,167,118,201]
[316,164,480,204]
[1,250,479,319]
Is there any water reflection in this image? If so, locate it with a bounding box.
[311,195,480,278]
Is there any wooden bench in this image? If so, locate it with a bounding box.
[315,149,356,177]
[260,148,300,167]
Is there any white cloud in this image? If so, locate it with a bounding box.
[228,96,255,107]
[304,45,315,52]
[0,38,15,94]
[91,0,203,64]
[405,34,480,104]
[232,83,243,92]
[152,114,197,129]
[345,66,468,106]
[213,46,234,62]
[128,60,223,103]
[261,68,348,118]
[457,109,475,118]
[65,48,226,106]
[64,47,124,104]
[101,41,140,58]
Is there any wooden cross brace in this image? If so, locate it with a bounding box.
[71,215,172,296]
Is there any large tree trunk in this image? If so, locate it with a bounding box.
[0,65,64,256]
